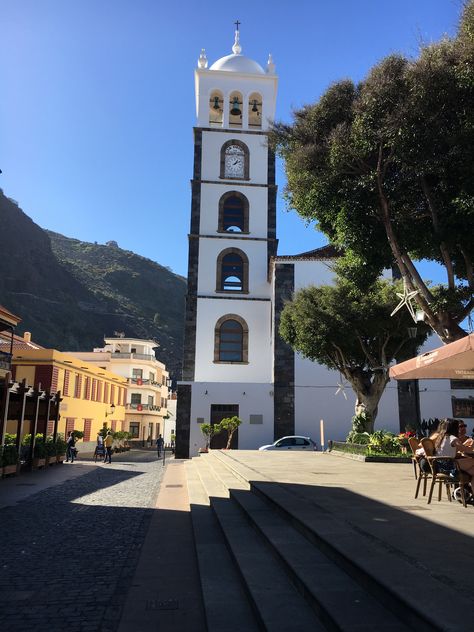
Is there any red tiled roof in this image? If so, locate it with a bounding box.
[0,331,44,350]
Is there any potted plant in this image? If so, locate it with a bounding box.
[22,433,47,468]
[1,434,19,476]
[219,416,242,449]
[199,422,222,453]
[45,436,57,466]
[55,434,67,463]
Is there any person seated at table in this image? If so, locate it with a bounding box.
[436,418,474,489]
[415,419,448,457]
[458,422,473,448]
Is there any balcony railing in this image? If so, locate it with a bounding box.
[0,351,12,371]
[112,352,156,361]
[125,403,161,412]
[127,377,162,387]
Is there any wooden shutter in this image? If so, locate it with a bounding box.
[35,365,53,390]
[104,382,109,404]
[83,419,92,442]
[84,377,91,400]
[66,418,75,434]
[63,370,70,396]
[111,419,117,431]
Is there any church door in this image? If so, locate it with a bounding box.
[210,404,239,449]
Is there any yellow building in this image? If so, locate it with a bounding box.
[12,348,127,443]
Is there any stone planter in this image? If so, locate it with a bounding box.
[2,464,18,477]
[46,455,56,466]
[56,455,65,464]
[32,457,46,469]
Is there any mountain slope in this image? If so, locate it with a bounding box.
[0,190,186,379]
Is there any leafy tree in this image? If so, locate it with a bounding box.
[271,2,474,343]
[279,278,429,430]
[199,422,222,450]
[219,416,242,449]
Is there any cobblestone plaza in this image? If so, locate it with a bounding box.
[0,451,165,632]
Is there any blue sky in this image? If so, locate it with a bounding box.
[1,0,462,278]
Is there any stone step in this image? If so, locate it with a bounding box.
[185,460,259,632]
[192,456,326,631]
[207,451,468,632]
[204,453,409,631]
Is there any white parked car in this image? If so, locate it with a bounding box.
[258,436,318,451]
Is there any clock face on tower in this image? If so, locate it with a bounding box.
[224,145,245,178]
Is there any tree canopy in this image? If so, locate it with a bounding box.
[271,2,474,343]
[280,278,429,428]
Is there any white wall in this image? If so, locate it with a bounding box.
[199,182,269,237]
[194,297,272,383]
[188,381,274,456]
[197,237,271,297]
[201,131,269,184]
[195,69,277,130]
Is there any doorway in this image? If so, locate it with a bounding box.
[210,404,239,449]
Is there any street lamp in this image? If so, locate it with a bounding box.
[105,403,115,417]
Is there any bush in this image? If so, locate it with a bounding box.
[346,431,371,444]
[21,433,47,458]
[367,430,401,456]
[1,444,18,466]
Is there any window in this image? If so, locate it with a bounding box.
[451,380,474,390]
[131,393,142,405]
[218,192,249,233]
[276,438,294,447]
[452,398,474,418]
[148,395,154,407]
[228,90,243,128]
[149,371,155,383]
[209,90,223,126]
[214,315,249,363]
[216,248,248,293]
[132,368,143,379]
[129,422,140,438]
[294,438,310,446]
[248,92,262,128]
[220,140,249,180]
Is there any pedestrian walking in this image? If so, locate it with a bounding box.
[104,431,113,464]
[156,434,164,458]
[65,431,76,463]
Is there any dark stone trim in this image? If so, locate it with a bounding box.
[195,179,276,189]
[397,380,421,432]
[190,234,277,243]
[190,180,201,236]
[175,384,191,459]
[182,234,199,381]
[193,129,202,181]
[273,264,295,440]
[197,295,271,302]
[267,147,276,187]
[195,126,268,136]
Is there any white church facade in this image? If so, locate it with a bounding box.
[175,30,473,458]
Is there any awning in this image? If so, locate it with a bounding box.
[389,333,474,381]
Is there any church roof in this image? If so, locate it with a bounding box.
[210,53,265,75]
[208,28,265,75]
[274,244,342,261]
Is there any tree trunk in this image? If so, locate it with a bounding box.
[346,370,390,432]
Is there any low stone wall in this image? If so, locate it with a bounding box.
[328,450,411,463]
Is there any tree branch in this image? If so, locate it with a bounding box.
[421,177,455,289]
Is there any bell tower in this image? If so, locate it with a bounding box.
[176,27,278,458]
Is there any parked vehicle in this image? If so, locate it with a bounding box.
[259,436,318,451]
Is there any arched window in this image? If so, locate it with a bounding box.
[209,89,223,126]
[248,92,262,129]
[220,139,249,180]
[214,315,249,363]
[218,191,249,233]
[216,248,249,293]
[229,90,243,128]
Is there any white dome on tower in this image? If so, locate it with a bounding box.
[210,53,264,74]
[208,27,265,75]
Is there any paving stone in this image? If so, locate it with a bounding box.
[0,450,165,631]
